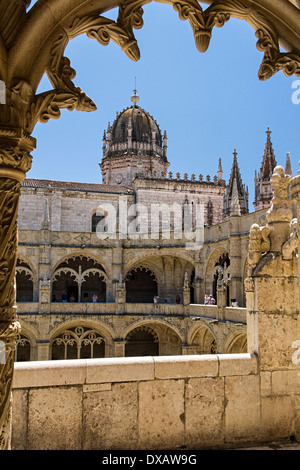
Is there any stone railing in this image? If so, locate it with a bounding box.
[12,353,261,450]
[16,301,246,323]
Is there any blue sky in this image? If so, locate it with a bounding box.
[28,1,300,209]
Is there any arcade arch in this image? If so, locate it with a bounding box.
[125,254,195,303]
[52,254,107,302]
[15,257,35,302]
[124,320,183,356]
[189,323,217,354]
[225,331,247,354]
[205,247,230,303]
[50,325,106,360]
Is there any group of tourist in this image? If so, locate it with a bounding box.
[204,294,216,305]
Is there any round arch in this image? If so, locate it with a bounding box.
[125,253,195,303]
[123,319,184,356]
[125,266,158,303]
[188,321,217,354]
[51,253,108,302]
[49,320,114,359]
[52,251,111,278]
[205,246,230,300]
[224,330,248,354]
[15,256,36,302]
[15,320,39,361]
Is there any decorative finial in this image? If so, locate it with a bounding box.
[217,157,223,181]
[285,152,293,177]
[131,77,139,106]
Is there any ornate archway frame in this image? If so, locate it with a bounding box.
[1,0,300,449]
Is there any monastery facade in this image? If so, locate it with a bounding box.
[15,90,292,362]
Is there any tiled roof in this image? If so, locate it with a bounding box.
[21,178,134,194]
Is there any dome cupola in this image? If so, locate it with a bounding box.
[100,91,169,186]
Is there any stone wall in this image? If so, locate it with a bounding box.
[11,351,299,450]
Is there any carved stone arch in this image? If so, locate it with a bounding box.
[52,251,110,278]
[49,318,114,344]
[49,321,111,359]
[125,265,158,303]
[124,323,159,357]
[205,246,229,293]
[51,253,108,302]
[15,319,39,361]
[2,0,300,449]
[124,264,158,283]
[224,328,247,353]
[188,321,217,354]
[52,267,79,283]
[81,267,108,283]
[15,332,31,362]
[15,255,36,302]
[123,318,184,345]
[16,253,36,277]
[124,255,163,281]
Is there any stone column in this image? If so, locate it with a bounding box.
[183,272,190,306]
[216,271,227,321]
[111,244,124,302]
[0,130,35,449]
[246,166,300,373]
[229,217,243,307]
[113,339,126,357]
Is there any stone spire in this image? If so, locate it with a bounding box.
[254,127,277,211]
[217,157,223,182]
[285,152,293,177]
[229,177,241,216]
[223,149,249,218]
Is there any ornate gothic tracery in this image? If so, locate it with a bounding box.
[51,326,105,360]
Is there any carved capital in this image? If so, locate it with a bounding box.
[0,127,35,181]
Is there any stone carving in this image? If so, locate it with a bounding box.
[29,44,97,133]
[171,0,300,81]
[282,218,298,260]
[266,165,293,223]
[246,223,271,275]
[172,0,230,53]
[0,147,32,176]
[247,166,296,273]
[0,320,20,450]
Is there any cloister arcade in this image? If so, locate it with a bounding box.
[14,315,247,362]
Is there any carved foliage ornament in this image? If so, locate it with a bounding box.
[6,0,300,138]
[28,0,149,133]
[170,0,300,81]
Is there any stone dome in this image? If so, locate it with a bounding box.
[111,106,163,147]
[100,91,169,186]
[102,90,167,161]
